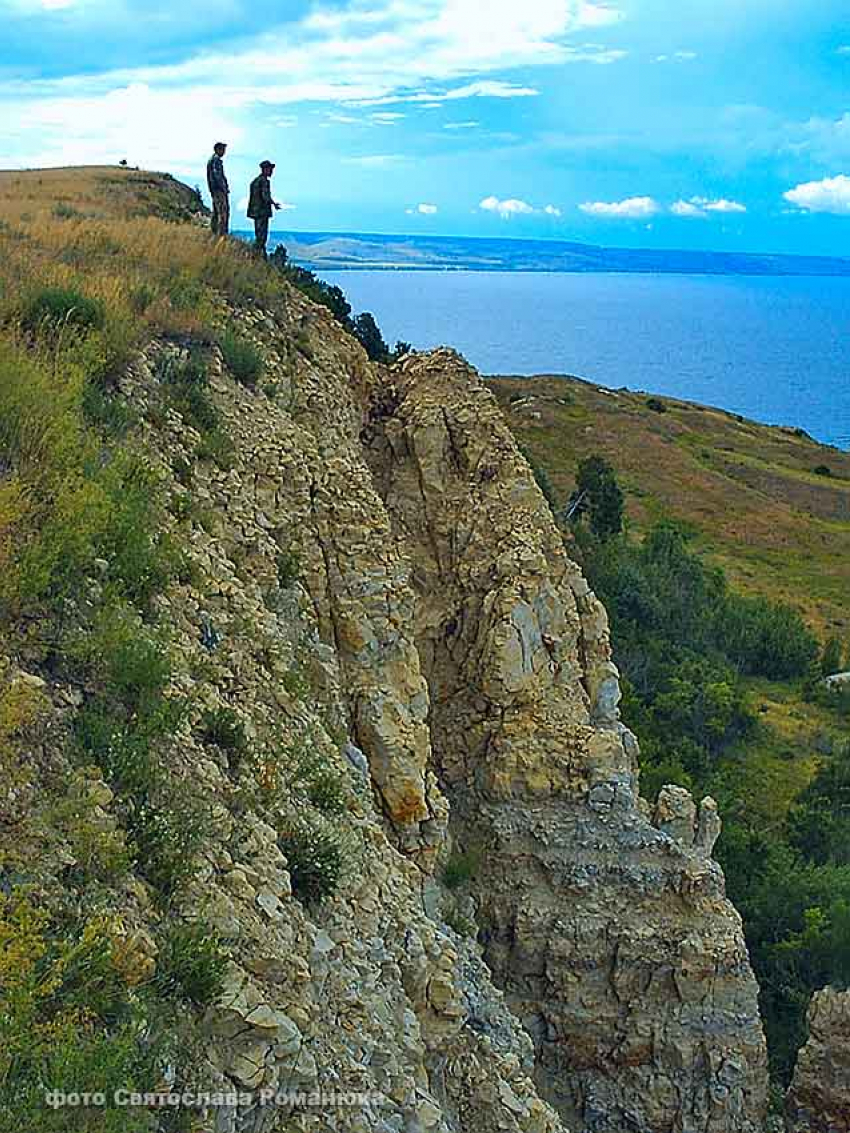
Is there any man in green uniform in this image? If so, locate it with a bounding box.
[206,142,229,236]
[247,160,281,257]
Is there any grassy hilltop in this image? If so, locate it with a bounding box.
[488,376,850,636]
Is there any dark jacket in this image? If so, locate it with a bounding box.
[247,174,273,220]
[207,154,228,195]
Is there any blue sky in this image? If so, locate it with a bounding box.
[1,0,849,255]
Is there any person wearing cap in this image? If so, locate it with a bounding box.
[206,142,230,236]
[247,160,282,257]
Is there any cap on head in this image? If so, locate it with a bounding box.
[260,160,275,171]
[214,142,227,153]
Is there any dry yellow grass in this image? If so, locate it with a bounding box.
[0,166,280,342]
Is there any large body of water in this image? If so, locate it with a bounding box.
[320,270,850,450]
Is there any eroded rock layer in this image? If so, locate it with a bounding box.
[786,987,850,1133]
[363,348,769,1133]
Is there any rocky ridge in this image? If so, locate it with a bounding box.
[786,987,850,1132]
[10,268,772,1131]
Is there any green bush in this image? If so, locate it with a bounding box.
[0,896,166,1132]
[200,706,249,762]
[718,594,818,680]
[219,331,263,388]
[646,397,667,413]
[569,454,624,540]
[279,819,344,904]
[155,922,228,1006]
[158,351,219,434]
[352,312,389,362]
[275,549,301,589]
[21,286,105,334]
[442,848,481,890]
[128,791,209,899]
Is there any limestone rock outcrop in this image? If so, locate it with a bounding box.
[786,987,850,1133]
[363,348,768,1133]
[82,281,767,1132]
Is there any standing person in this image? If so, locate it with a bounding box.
[206,142,230,236]
[247,160,281,258]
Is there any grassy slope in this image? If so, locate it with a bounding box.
[487,375,850,834]
[487,375,850,638]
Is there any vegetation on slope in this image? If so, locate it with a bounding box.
[0,166,353,1129]
[489,376,850,636]
[527,431,850,1087]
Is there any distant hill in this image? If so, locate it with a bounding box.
[487,374,850,634]
[252,229,850,277]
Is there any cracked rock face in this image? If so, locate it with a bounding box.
[363,349,769,1133]
[786,987,850,1133]
[112,286,767,1133]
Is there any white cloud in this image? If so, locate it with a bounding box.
[480,195,536,217]
[444,120,479,130]
[371,111,406,123]
[671,195,747,217]
[406,202,438,214]
[579,196,660,218]
[784,174,850,215]
[350,81,540,108]
[654,50,696,63]
[703,197,746,213]
[1,0,632,169]
[479,196,562,218]
[671,199,707,217]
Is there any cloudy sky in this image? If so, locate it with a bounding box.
[2,0,849,254]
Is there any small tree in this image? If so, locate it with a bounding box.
[353,312,389,362]
[570,455,624,540]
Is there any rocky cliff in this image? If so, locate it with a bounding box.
[121,279,767,1130]
[0,175,772,1133]
[786,987,850,1132]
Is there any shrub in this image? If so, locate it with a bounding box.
[0,895,158,1133]
[646,397,667,413]
[81,382,136,439]
[158,351,219,435]
[200,706,249,762]
[813,464,832,478]
[570,454,624,540]
[195,428,235,469]
[21,286,105,334]
[822,636,845,677]
[442,848,481,890]
[269,248,354,329]
[719,594,818,680]
[352,312,389,362]
[155,922,228,1006]
[279,819,344,905]
[219,331,263,388]
[128,791,209,899]
[275,549,301,589]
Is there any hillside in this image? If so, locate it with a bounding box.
[487,375,850,637]
[1,163,846,1133]
[269,230,850,277]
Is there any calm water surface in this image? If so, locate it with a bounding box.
[320,270,850,450]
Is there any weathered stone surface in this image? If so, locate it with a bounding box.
[786,986,850,1133]
[365,348,769,1133]
[70,279,769,1133]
